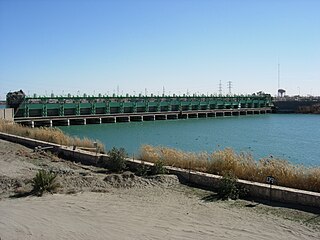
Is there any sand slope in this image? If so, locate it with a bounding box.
[1,189,319,240]
[0,139,319,239]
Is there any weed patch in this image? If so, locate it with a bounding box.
[32,169,60,196]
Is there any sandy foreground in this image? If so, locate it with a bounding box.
[0,139,319,240]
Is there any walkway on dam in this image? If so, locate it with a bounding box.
[14,107,272,127]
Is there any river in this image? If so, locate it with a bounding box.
[59,114,320,166]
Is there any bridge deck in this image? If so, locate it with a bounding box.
[14,107,272,127]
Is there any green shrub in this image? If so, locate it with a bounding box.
[32,170,60,196]
[136,162,151,176]
[152,160,167,175]
[217,172,242,200]
[108,147,127,173]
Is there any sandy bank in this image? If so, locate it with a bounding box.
[0,139,319,239]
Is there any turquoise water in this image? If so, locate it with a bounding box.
[59,114,320,166]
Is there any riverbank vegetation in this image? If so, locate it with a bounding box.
[0,120,105,152]
[140,145,320,193]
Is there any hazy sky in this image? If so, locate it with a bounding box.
[0,0,319,99]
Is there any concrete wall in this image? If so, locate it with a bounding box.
[165,166,320,208]
[0,108,14,121]
[0,131,319,208]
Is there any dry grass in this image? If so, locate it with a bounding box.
[0,120,105,152]
[140,145,320,193]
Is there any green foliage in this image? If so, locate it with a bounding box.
[136,162,151,176]
[32,170,60,196]
[108,147,127,173]
[217,172,242,200]
[152,160,167,175]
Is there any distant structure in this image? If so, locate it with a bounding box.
[227,81,232,95]
[219,80,222,96]
[6,89,273,127]
[278,89,286,98]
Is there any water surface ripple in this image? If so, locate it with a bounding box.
[59,114,320,166]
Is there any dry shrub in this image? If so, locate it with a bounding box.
[0,120,105,152]
[140,145,320,193]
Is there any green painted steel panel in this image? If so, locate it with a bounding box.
[95,103,106,108]
[123,102,133,107]
[28,104,43,109]
[80,103,91,108]
[63,103,77,109]
[13,94,272,118]
[110,102,121,107]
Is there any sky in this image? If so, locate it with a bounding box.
[0,0,319,100]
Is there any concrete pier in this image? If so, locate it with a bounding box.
[116,116,130,123]
[101,117,116,123]
[130,116,143,122]
[155,115,167,120]
[143,115,155,121]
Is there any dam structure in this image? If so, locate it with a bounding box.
[7,91,273,127]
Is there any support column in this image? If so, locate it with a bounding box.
[67,119,70,126]
[49,120,53,127]
[31,121,34,128]
[99,118,102,124]
[83,119,86,125]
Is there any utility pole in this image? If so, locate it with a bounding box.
[219,80,222,96]
[278,61,280,90]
